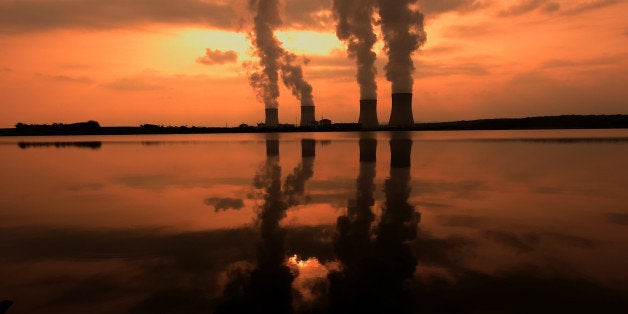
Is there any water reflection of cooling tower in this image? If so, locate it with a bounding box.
[372,133,418,313]
[328,135,377,313]
[301,139,316,158]
[359,100,379,128]
[257,135,293,313]
[300,105,316,126]
[383,133,416,239]
[388,93,414,127]
[266,138,279,157]
[390,134,412,168]
[265,108,279,127]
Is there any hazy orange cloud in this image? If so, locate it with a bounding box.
[197,49,239,65]
[0,0,626,127]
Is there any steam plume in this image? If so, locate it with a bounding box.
[247,0,283,109]
[377,0,427,93]
[281,53,315,106]
[333,0,378,100]
[248,0,315,114]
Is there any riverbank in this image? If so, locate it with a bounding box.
[2,114,627,136]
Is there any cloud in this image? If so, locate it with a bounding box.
[437,215,484,228]
[447,63,628,122]
[37,73,93,84]
[497,0,623,17]
[0,0,336,33]
[443,23,495,38]
[482,230,540,253]
[197,49,239,65]
[498,0,561,17]
[423,45,462,56]
[284,0,334,30]
[204,197,245,211]
[417,0,490,15]
[415,60,491,78]
[562,0,622,15]
[544,232,599,249]
[104,76,163,91]
[0,0,237,33]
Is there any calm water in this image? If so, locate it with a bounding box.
[1,130,628,313]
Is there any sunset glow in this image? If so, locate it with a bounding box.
[1,0,626,127]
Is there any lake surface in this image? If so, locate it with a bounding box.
[1,130,628,313]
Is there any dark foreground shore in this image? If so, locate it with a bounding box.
[1,114,627,136]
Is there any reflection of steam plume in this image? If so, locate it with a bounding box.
[328,134,377,312]
[339,135,376,260]
[329,133,419,313]
[217,137,293,313]
[284,139,315,206]
[333,0,379,127]
[377,0,427,94]
[251,138,293,313]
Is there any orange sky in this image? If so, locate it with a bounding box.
[0,0,626,127]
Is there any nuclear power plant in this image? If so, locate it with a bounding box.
[359,100,379,128]
[265,108,279,127]
[389,93,414,127]
[300,105,316,126]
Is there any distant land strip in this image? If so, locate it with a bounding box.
[1,115,627,136]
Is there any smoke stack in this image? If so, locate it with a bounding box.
[300,105,316,126]
[265,108,279,127]
[359,99,379,128]
[388,93,414,127]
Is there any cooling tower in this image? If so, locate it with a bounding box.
[359,137,377,163]
[359,99,379,128]
[300,105,316,126]
[301,139,316,158]
[388,93,414,127]
[265,108,279,127]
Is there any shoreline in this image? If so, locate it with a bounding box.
[2,114,627,137]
